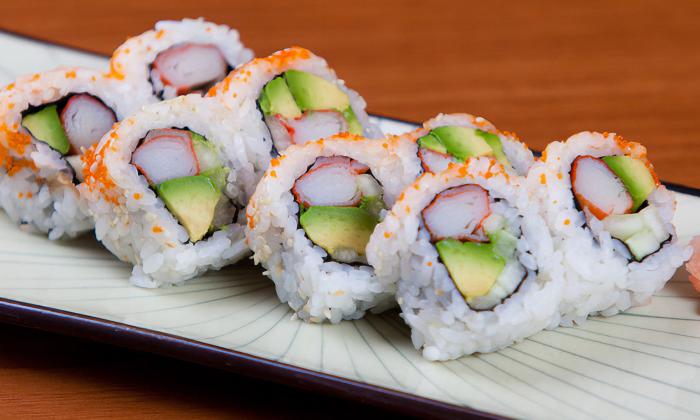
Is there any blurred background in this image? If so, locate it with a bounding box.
[2,0,699,186]
[0,0,698,417]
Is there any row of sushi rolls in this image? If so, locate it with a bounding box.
[1,18,698,361]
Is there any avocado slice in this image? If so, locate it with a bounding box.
[190,131,223,172]
[488,229,518,260]
[201,166,228,191]
[625,228,663,261]
[436,238,504,298]
[282,70,362,135]
[156,175,221,242]
[284,70,350,112]
[417,133,448,154]
[189,131,206,143]
[299,206,378,258]
[603,205,669,261]
[430,126,493,162]
[475,130,510,166]
[359,195,385,219]
[602,156,655,211]
[21,105,70,155]
[603,212,645,240]
[342,107,363,135]
[259,76,302,118]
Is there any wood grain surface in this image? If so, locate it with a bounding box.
[0,323,397,419]
[0,0,698,418]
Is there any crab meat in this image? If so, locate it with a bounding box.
[264,115,293,152]
[151,43,228,96]
[571,155,633,219]
[60,94,116,154]
[422,184,490,242]
[308,156,369,173]
[418,147,452,173]
[143,128,191,143]
[267,111,348,153]
[293,156,370,207]
[132,132,199,185]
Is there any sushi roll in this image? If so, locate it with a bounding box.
[110,18,253,100]
[245,134,420,323]
[396,113,534,176]
[207,46,381,162]
[0,67,148,239]
[528,131,691,325]
[79,95,265,287]
[367,158,563,361]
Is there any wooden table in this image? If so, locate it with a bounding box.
[0,1,698,417]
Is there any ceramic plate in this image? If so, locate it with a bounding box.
[1,30,699,420]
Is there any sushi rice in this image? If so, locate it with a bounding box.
[367,158,564,360]
[110,18,253,100]
[0,67,148,239]
[528,131,691,325]
[245,134,420,323]
[208,46,382,169]
[79,94,266,287]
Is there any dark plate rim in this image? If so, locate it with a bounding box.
[0,297,505,420]
[0,25,698,419]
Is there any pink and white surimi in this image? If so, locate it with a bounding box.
[60,94,117,154]
[131,131,199,185]
[150,43,229,96]
[292,156,369,207]
[422,184,490,242]
[110,18,253,100]
[266,110,349,151]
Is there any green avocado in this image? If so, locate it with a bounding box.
[21,105,70,155]
[436,238,505,298]
[156,175,221,242]
[603,205,669,261]
[417,133,448,154]
[624,228,663,261]
[359,195,385,219]
[189,131,206,144]
[488,229,518,260]
[603,212,645,240]
[200,166,228,191]
[602,155,655,211]
[259,76,302,118]
[475,130,510,166]
[190,131,222,172]
[284,70,350,112]
[429,126,493,162]
[281,70,361,135]
[299,206,378,257]
[342,107,363,136]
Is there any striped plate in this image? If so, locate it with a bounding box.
[1,30,699,419]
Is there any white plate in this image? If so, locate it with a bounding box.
[1,30,699,420]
